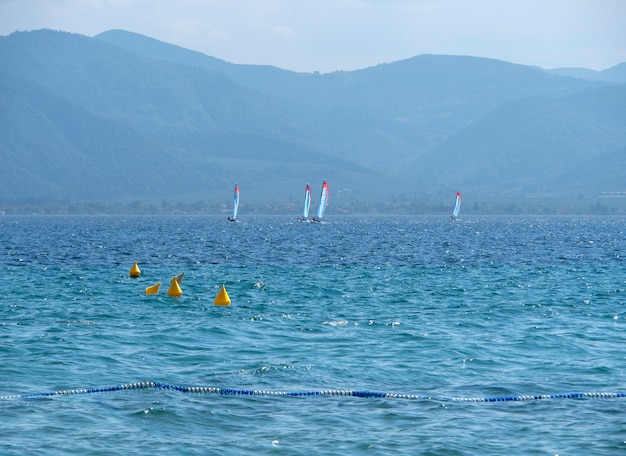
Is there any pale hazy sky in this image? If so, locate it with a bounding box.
[1,0,624,73]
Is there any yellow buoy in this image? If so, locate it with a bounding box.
[129,261,141,278]
[214,284,231,306]
[145,282,161,295]
[167,276,182,297]
[174,272,184,285]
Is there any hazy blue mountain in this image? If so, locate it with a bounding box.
[0,30,373,205]
[547,63,626,83]
[601,63,626,83]
[0,71,161,202]
[417,84,626,197]
[95,30,601,170]
[1,29,624,213]
[546,67,606,81]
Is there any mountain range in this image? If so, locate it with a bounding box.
[0,29,624,214]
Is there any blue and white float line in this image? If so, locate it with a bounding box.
[1,381,625,402]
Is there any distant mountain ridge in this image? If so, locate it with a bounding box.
[0,29,624,213]
[546,63,626,83]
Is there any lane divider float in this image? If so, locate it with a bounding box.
[2,381,625,402]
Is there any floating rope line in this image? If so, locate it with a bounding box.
[2,381,626,402]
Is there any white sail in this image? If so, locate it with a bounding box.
[314,180,329,221]
[228,184,239,221]
[451,191,461,220]
[301,184,312,220]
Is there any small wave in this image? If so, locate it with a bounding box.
[57,320,98,326]
[321,320,349,326]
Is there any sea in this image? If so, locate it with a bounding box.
[1,214,625,455]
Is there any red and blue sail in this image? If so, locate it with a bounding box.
[302,184,312,219]
[452,191,461,219]
[315,180,329,220]
[230,184,240,220]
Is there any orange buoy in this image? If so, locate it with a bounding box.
[145,282,161,295]
[129,262,141,278]
[167,276,182,297]
[214,284,231,306]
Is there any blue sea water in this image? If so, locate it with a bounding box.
[1,214,625,455]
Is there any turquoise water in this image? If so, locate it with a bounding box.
[1,215,625,455]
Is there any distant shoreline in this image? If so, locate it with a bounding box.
[0,196,623,216]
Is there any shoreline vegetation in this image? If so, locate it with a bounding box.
[1,196,624,216]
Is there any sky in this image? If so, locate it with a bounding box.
[1,0,625,73]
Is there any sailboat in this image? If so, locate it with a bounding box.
[312,180,329,223]
[450,191,462,220]
[228,183,240,221]
[298,183,312,222]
